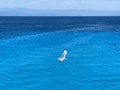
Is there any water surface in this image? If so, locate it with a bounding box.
[0,17,120,90]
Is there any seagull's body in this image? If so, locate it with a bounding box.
[58,49,68,62]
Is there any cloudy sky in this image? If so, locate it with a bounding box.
[0,0,120,11]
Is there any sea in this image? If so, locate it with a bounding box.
[0,16,120,90]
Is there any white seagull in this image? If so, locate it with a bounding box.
[58,49,68,62]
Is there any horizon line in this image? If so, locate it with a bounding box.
[0,15,120,17]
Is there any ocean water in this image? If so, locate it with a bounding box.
[0,17,120,90]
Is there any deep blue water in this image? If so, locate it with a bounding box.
[0,17,120,90]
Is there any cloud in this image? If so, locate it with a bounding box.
[0,0,119,11]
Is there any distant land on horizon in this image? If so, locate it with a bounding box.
[0,8,120,16]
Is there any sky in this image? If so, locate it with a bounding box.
[0,0,120,11]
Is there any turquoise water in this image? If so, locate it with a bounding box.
[0,17,120,90]
[1,31,120,90]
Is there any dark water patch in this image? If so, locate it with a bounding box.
[0,16,120,39]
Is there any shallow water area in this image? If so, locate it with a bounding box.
[0,17,120,90]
